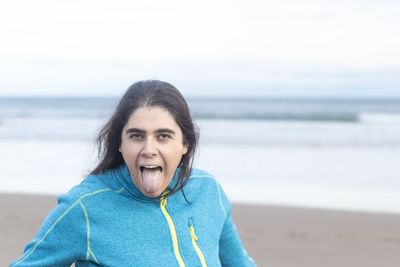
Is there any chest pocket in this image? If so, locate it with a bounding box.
[188,218,209,267]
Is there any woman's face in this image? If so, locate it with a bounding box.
[119,106,188,197]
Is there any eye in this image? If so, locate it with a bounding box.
[129,133,144,140]
[158,134,171,140]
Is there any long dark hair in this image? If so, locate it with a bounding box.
[91,80,199,196]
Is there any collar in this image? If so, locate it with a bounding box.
[112,164,180,203]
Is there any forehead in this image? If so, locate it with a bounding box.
[125,106,179,129]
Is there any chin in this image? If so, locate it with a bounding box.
[142,189,164,198]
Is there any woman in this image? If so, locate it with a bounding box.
[11,80,256,266]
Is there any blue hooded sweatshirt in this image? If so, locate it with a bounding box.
[10,165,256,266]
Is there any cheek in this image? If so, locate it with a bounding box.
[120,145,140,162]
[166,148,185,166]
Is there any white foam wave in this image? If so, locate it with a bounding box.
[359,113,400,124]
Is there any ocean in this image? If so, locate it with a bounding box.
[1,97,400,213]
[1,97,400,146]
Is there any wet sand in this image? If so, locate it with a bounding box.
[1,193,400,266]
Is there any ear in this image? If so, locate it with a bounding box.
[182,144,188,155]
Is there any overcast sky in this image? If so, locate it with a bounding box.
[1,0,399,97]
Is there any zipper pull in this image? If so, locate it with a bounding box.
[189,225,198,241]
[161,197,167,207]
[188,221,208,267]
[160,190,169,206]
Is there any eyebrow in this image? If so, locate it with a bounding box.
[125,128,176,135]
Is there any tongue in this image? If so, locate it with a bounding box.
[141,168,162,194]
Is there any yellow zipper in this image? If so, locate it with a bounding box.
[160,197,186,267]
[189,224,208,267]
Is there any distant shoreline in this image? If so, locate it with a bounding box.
[2,96,400,122]
[2,95,400,101]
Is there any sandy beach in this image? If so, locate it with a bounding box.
[1,193,400,266]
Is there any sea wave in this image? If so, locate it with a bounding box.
[358,113,400,124]
[191,111,359,122]
[1,96,400,123]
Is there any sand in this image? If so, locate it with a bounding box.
[3,140,400,214]
[1,193,400,267]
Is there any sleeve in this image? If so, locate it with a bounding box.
[218,184,257,267]
[9,195,87,267]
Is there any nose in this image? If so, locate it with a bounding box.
[141,138,158,157]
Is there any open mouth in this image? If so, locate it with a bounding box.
[139,165,163,194]
[140,165,163,173]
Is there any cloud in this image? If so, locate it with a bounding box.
[0,0,399,97]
